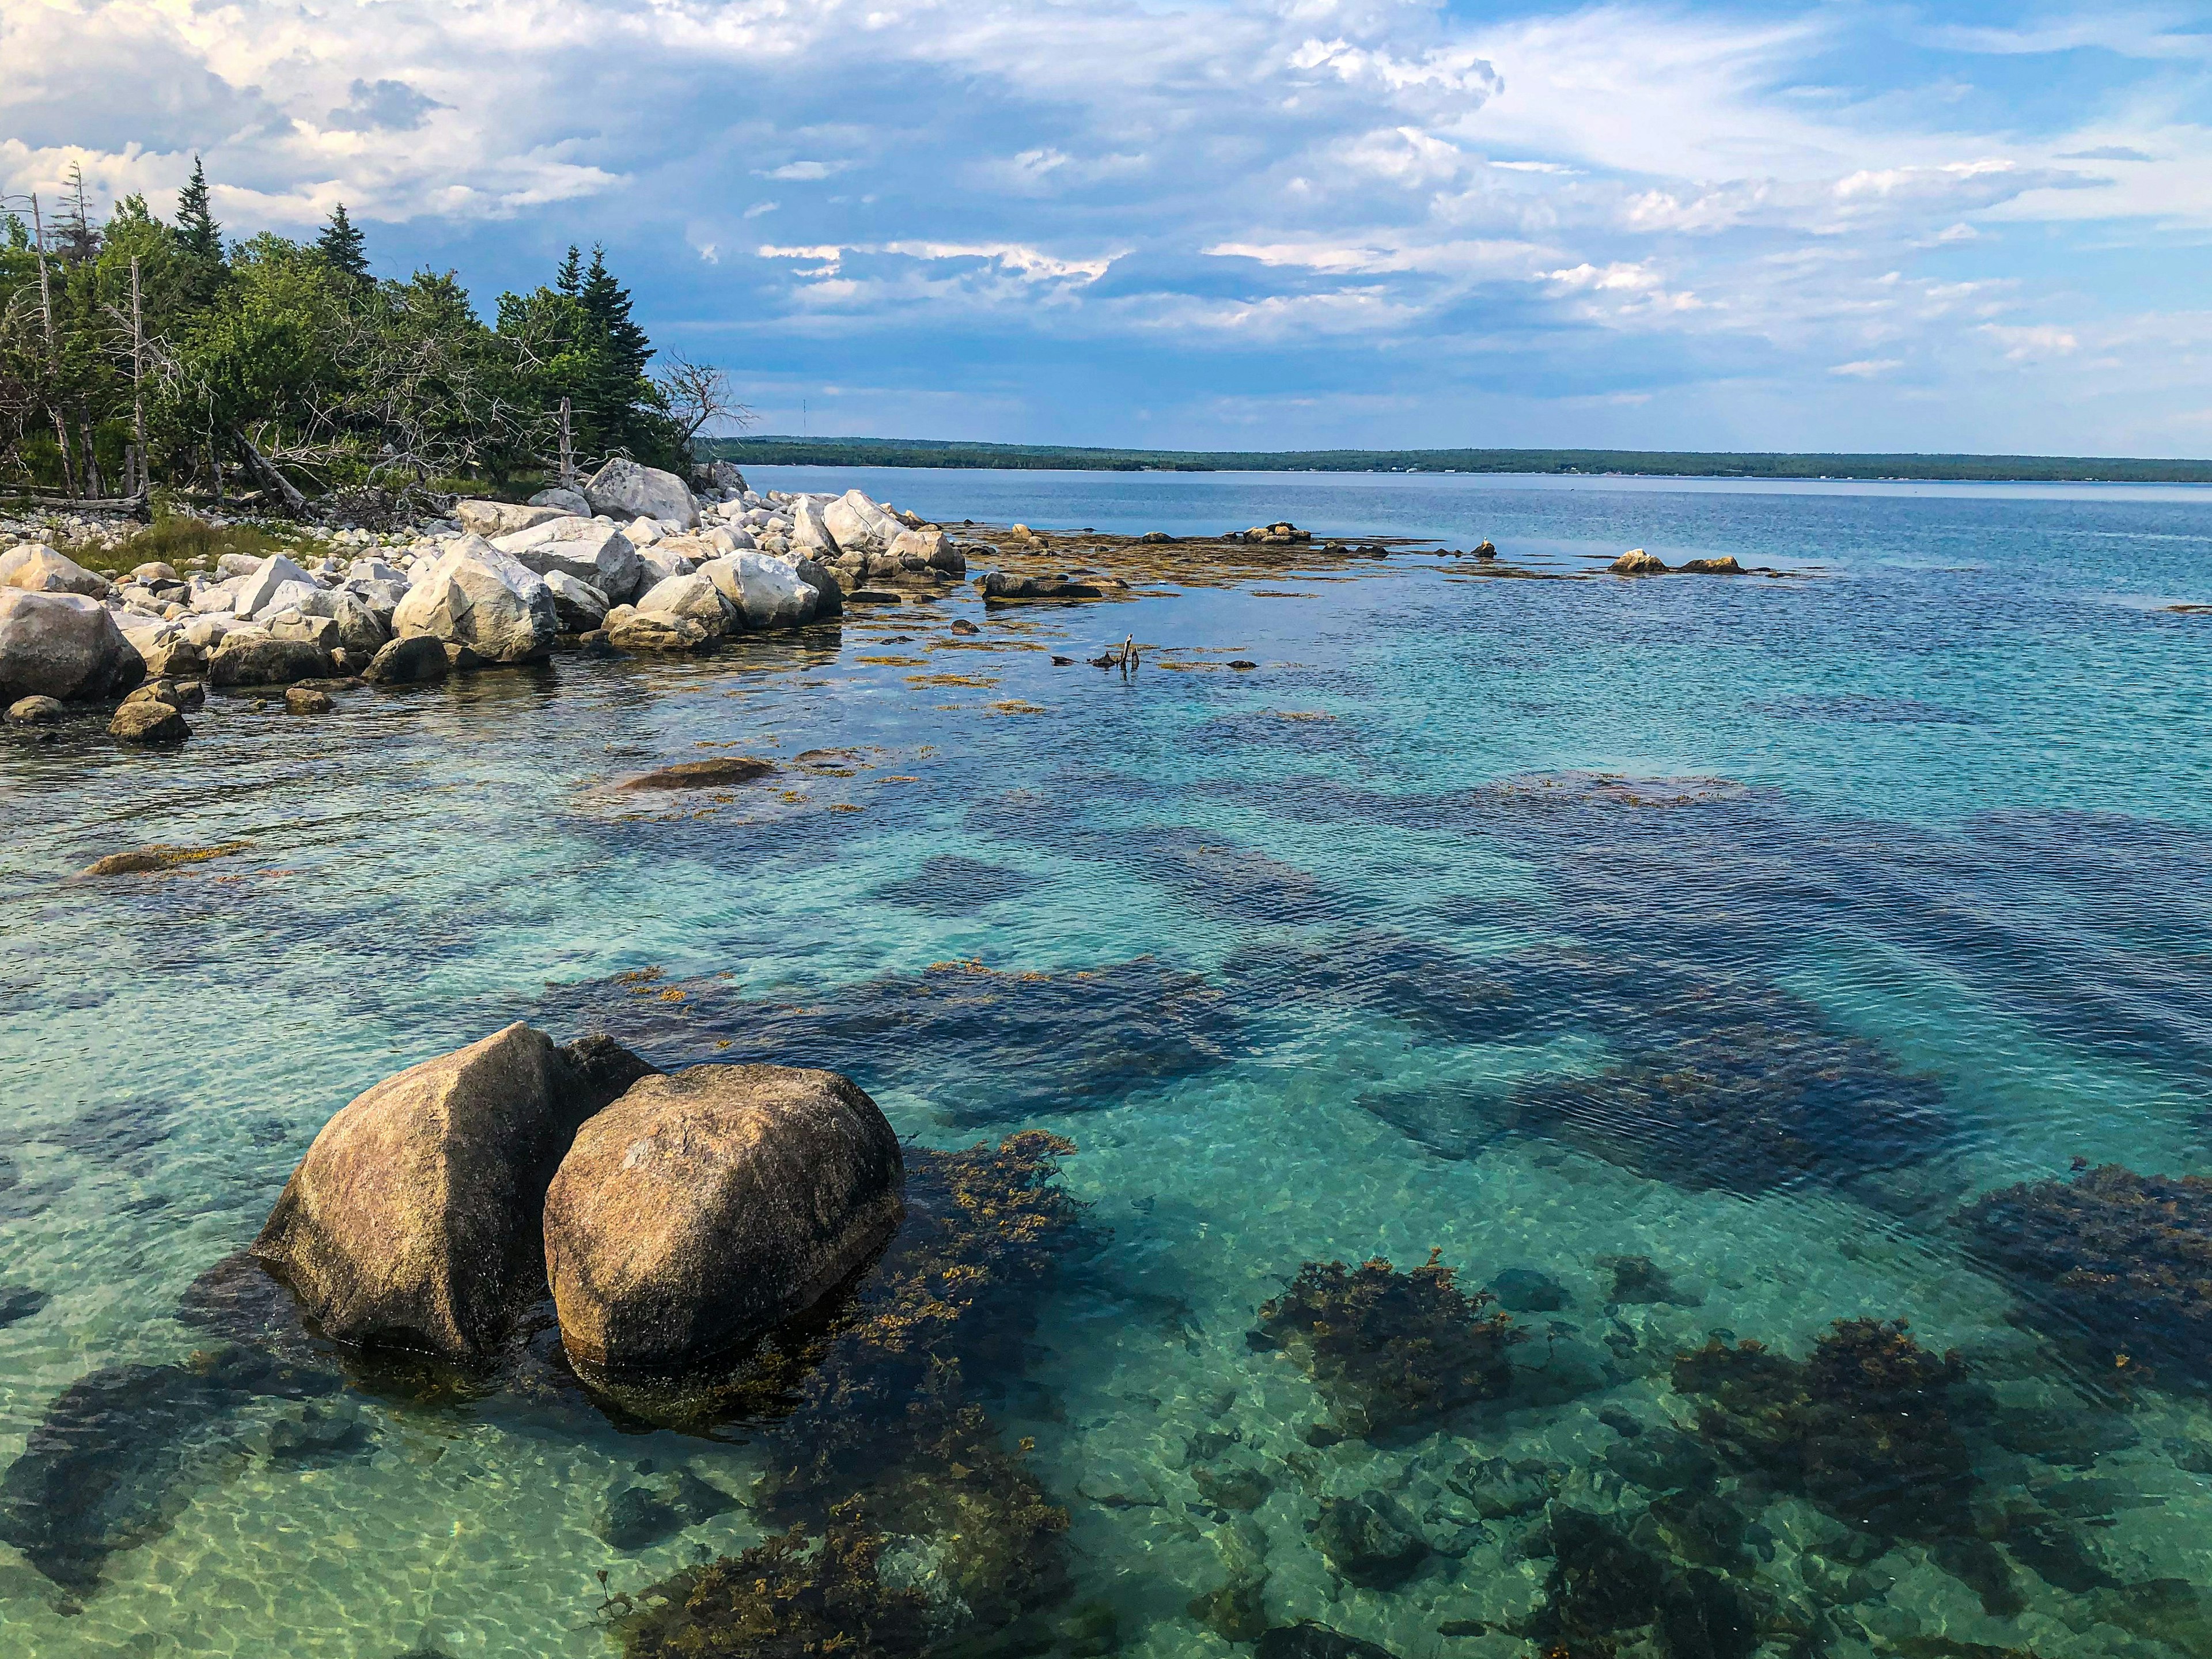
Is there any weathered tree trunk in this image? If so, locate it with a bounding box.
[230,427,309,516]
[79,421,104,499]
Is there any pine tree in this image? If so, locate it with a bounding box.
[315,202,370,282]
[175,157,221,263]
[578,245,652,385]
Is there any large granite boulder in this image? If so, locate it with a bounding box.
[253,1024,654,1361]
[1,544,109,597]
[0,590,138,701]
[604,609,713,652]
[495,520,643,603]
[823,490,895,553]
[700,552,818,630]
[543,1064,904,1375]
[232,555,317,619]
[528,486,591,516]
[789,498,836,556]
[454,499,566,538]
[207,628,332,687]
[584,458,698,530]
[637,571,737,635]
[392,537,559,663]
[543,571,610,631]
[889,528,962,575]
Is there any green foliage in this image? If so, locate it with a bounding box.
[103,515,308,570]
[1253,1249,1522,1434]
[0,162,683,502]
[313,204,369,283]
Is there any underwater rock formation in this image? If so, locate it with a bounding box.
[1313,1490,1430,1588]
[0,1346,338,1589]
[1961,1163,2212,1384]
[545,1063,904,1377]
[1252,1252,1521,1435]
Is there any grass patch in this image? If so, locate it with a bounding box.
[103,518,313,571]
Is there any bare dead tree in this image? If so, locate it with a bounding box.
[654,351,754,463]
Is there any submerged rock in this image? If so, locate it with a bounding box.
[1490,1266,1571,1312]
[82,840,251,877]
[597,1467,740,1551]
[253,1023,653,1362]
[1313,1491,1429,1588]
[0,1286,49,1327]
[1533,1506,1756,1659]
[619,756,776,791]
[544,1063,905,1376]
[0,1347,337,1588]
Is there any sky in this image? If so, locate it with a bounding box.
[5,0,2210,456]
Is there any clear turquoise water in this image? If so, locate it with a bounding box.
[1,469,2209,1657]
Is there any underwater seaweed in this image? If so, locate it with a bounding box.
[615,1503,934,1659]
[608,1135,1083,1657]
[1670,1320,2029,1615]
[1960,1164,2212,1385]
[1252,1251,1522,1435]
[1532,1506,1759,1659]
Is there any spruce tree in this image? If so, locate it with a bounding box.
[175,157,221,263]
[555,245,583,297]
[55,162,100,264]
[316,202,370,282]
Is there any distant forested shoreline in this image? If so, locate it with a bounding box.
[710,435,2212,485]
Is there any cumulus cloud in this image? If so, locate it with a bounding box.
[3,0,2207,450]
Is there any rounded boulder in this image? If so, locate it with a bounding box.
[253,1023,654,1361]
[544,1064,905,1376]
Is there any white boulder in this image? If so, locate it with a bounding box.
[636,546,696,588]
[494,521,643,603]
[700,552,819,630]
[348,557,407,585]
[636,571,737,635]
[584,458,698,530]
[454,499,566,538]
[391,536,559,663]
[789,498,836,555]
[233,555,317,619]
[823,489,897,553]
[0,590,137,701]
[253,578,325,621]
[625,517,667,548]
[1,543,109,597]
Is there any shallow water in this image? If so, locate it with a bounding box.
[2,469,2210,1658]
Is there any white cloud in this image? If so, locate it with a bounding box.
[1830,358,1904,377]
[1982,323,2081,361]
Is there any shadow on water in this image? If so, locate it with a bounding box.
[537,956,1243,1126]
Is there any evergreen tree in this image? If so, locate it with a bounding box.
[175,157,221,263]
[577,245,652,388]
[174,156,225,305]
[315,203,370,283]
[555,244,582,297]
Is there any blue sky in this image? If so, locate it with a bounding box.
[6,0,2210,455]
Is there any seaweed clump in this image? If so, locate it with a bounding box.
[616,1502,932,1659]
[1252,1251,1521,1434]
[1671,1320,2016,1613]
[1961,1164,2212,1384]
[610,1133,1085,1658]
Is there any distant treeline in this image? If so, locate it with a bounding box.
[710,435,2212,485]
